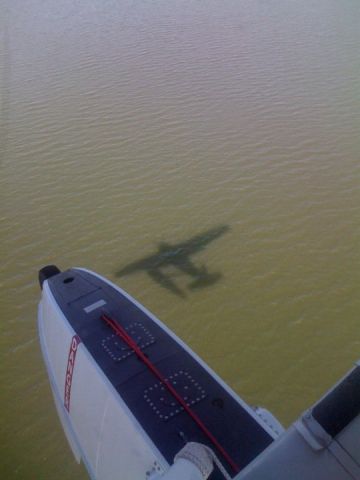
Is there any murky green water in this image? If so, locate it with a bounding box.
[1,1,359,478]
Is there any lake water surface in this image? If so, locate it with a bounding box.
[1,1,359,478]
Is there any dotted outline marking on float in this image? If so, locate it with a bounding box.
[143,370,207,422]
[101,322,155,361]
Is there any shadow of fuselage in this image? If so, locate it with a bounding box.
[115,225,230,298]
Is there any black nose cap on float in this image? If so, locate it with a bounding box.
[39,265,61,289]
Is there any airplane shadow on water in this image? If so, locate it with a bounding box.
[115,225,230,298]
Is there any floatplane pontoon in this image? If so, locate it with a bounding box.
[38,266,360,480]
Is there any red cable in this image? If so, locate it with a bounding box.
[101,313,240,474]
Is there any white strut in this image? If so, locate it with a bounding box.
[152,442,233,480]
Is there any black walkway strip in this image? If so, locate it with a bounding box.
[102,313,240,475]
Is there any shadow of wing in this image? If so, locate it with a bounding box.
[177,225,230,255]
[116,254,162,277]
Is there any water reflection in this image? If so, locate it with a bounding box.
[116,225,230,297]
